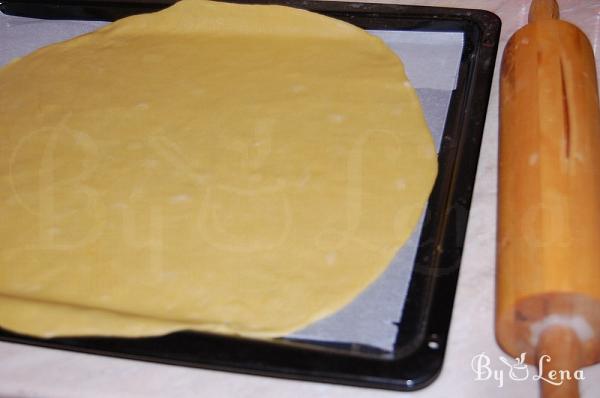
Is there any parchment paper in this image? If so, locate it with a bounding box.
[0,13,463,352]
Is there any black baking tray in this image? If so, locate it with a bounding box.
[0,0,500,391]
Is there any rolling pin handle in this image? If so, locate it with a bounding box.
[536,326,582,398]
[529,0,560,23]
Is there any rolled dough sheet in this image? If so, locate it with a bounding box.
[0,0,437,338]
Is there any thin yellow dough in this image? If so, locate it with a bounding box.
[0,0,437,338]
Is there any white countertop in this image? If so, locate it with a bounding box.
[1,1,599,397]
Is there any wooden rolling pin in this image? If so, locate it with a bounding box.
[497,0,600,397]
